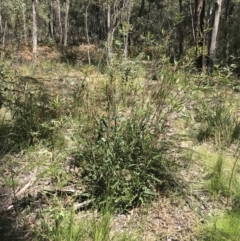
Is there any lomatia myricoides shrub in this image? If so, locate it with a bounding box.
[73,63,182,211]
[76,113,166,211]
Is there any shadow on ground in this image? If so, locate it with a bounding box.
[0,186,27,240]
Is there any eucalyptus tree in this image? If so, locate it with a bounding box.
[208,0,223,73]
[55,0,63,46]
[64,0,70,46]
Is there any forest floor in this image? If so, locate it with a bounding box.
[1,47,240,241]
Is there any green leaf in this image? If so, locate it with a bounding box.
[151,175,163,184]
[143,189,158,196]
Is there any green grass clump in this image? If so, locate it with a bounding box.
[199,212,240,241]
[35,205,91,241]
[34,201,140,241]
[195,101,240,147]
[192,145,240,199]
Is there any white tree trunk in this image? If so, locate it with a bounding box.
[107,3,112,65]
[63,0,70,46]
[209,0,223,72]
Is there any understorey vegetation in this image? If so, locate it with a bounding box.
[1,0,240,240]
[0,49,240,240]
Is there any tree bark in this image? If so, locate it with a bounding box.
[189,0,196,43]
[85,0,91,64]
[208,0,223,73]
[56,0,63,46]
[122,0,133,59]
[138,0,145,17]
[223,0,234,65]
[32,0,38,60]
[22,7,27,42]
[0,8,2,35]
[63,0,70,46]
[194,0,205,71]
[107,2,112,65]
[1,20,7,59]
[49,0,54,38]
[195,0,205,37]
[179,0,183,57]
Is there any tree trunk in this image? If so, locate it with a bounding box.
[0,8,2,35]
[208,0,223,73]
[85,0,91,64]
[189,0,196,43]
[56,0,63,46]
[194,0,206,71]
[178,0,183,57]
[22,7,27,42]
[223,0,234,65]
[49,0,54,38]
[1,20,7,59]
[107,3,112,65]
[122,0,133,59]
[138,0,145,17]
[195,0,205,37]
[32,0,38,60]
[63,0,70,46]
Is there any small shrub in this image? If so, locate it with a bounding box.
[76,113,165,211]
[3,76,60,146]
[73,61,183,212]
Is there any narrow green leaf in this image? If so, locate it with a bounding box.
[144,189,158,196]
[151,175,163,184]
